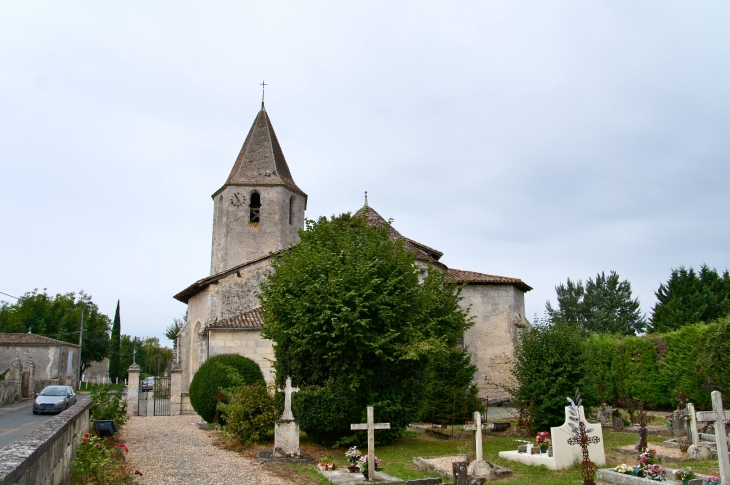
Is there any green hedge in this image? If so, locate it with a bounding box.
[582,317,730,410]
[189,354,265,423]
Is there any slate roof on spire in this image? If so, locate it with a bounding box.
[215,105,306,198]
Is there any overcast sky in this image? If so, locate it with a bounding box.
[2,2,729,344]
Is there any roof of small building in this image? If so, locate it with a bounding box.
[206,307,264,330]
[0,333,79,347]
[213,104,307,199]
[445,268,533,292]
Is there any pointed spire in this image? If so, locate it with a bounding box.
[218,107,306,197]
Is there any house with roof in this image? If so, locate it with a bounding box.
[0,333,79,403]
[172,102,531,412]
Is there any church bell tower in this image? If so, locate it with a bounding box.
[210,103,307,275]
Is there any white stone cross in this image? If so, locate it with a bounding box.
[351,406,390,481]
[278,376,299,421]
[695,391,730,485]
[462,411,484,461]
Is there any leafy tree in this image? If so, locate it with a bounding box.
[118,335,173,379]
[546,271,645,335]
[165,311,186,340]
[419,348,482,424]
[259,212,474,445]
[650,265,730,333]
[108,301,122,383]
[511,316,588,432]
[0,289,111,374]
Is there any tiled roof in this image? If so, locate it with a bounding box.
[174,250,283,303]
[206,307,264,330]
[445,269,532,292]
[214,105,307,198]
[353,206,443,263]
[0,333,79,347]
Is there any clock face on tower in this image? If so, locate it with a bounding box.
[230,192,246,207]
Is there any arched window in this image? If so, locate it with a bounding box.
[288,196,294,225]
[249,192,261,222]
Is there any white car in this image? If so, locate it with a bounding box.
[33,385,77,414]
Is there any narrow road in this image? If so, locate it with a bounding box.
[0,396,89,450]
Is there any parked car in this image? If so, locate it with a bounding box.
[141,376,155,392]
[33,385,77,414]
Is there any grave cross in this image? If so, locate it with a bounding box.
[462,411,484,462]
[677,389,690,409]
[351,406,390,481]
[567,420,601,485]
[695,391,730,485]
[278,376,299,421]
[703,375,721,392]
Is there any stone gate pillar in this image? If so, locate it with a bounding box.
[169,361,183,416]
[127,363,141,416]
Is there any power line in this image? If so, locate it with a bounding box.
[0,291,19,300]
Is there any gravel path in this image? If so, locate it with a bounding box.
[118,415,296,485]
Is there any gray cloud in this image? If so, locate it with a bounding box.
[2,1,729,341]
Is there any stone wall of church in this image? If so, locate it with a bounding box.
[210,185,305,274]
[180,258,274,391]
[207,330,275,383]
[459,284,529,404]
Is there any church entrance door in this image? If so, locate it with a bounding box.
[154,376,171,416]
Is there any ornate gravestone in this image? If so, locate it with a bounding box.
[567,390,601,485]
[351,406,391,481]
[611,409,624,430]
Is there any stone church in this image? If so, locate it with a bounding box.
[173,103,531,412]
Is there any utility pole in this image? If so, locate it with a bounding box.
[77,303,88,387]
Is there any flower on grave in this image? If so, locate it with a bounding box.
[642,464,666,481]
[345,446,362,464]
[638,449,659,468]
[358,455,382,474]
[317,462,336,471]
[614,464,635,475]
[674,466,696,480]
[704,478,721,485]
[535,431,551,448]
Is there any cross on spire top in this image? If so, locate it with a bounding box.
[260,81,267,107]
[364,191,368,207]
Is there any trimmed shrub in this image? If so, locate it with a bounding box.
[580,317,730,410]
[419,348,482,424]
[218,383,278,445]
[189,354,265,423]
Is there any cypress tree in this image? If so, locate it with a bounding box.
[109,300,121,382]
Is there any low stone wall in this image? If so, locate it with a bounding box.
[0,398,92,485]
[0,381,18,407]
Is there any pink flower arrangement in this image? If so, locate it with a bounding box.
[535,431,551,448]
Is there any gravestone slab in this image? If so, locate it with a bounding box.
[452,461,469,485]
[499,404,604,470]
[318,468,403,484]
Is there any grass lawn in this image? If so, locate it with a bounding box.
[278,425,723,484]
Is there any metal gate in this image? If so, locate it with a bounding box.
[138,381,148,416]
[154,376,171,416]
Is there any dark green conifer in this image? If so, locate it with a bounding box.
[109,300,121,382]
